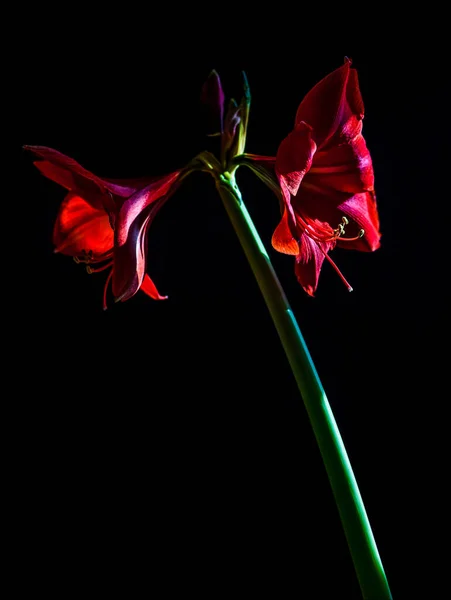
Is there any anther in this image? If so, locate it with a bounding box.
[86,261,113,274]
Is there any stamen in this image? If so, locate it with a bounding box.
[337,229,365,242]
[86,261,114,274]
[296,212,359,291]
[74,250,93,264]
[322,251,353,292]
[296,213,336,244]
[74,249,113,265]
[103,270,113,311]
[297,213,362,247]
[333,216,350,238]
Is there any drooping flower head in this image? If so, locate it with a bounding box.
[238,58,380,296]
[25,146,189,308]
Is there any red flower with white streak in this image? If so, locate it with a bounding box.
[241,58,380,296]
[25,145,186,308]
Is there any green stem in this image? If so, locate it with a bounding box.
[216,174,392,600]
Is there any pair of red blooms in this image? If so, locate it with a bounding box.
[26,59,380,309]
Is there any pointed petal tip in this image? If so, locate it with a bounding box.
[113,291,168,303]
[204,70,221,87]
[23,145,39,156]
[240,71,251,110]
[23,144,44,154]
[298,120,313,132]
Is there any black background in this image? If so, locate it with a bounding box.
[14,10,449,599]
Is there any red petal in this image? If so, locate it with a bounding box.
[112,213,148,302]
[102,177,161,199]
[25,145,103,186]
[275,122,316,196]
[140,274,168,300]
[293,182,352,222]
[271,208,300,255]
[294,234,332,297]
[25,146,155,209]
[305,131,374,195]
[26,146,108,210]
[278,178,302,240]
[115,172,181,246]
[34,160,77,191]
[293,186,380,253]
[53,193,113,257]
[113,170,187,302]
[337,192,381,251]
[295,59,364,149]
[113,195,169,302]
[346,67,364,122]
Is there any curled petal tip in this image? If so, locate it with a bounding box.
[297,120,313,132]
[344,56,352,65]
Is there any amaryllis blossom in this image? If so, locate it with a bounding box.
[25,145,187,308]
[240,58,380,296]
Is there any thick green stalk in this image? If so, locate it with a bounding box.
[216,174,392,600]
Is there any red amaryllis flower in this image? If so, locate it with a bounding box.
[25,145,187,308]
[242,58,380,296]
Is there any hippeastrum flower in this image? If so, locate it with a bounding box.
[25,145,190,308]
[237,58,380,296]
